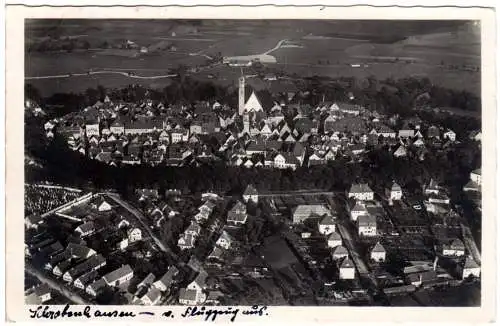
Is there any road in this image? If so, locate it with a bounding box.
[26,71,178,81]
[461,223,481,265]
[26,263,91,305]
[104,193,179,261]
[337,223,379,292]
[263,39,288,55]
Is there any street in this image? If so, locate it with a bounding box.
[104,193,179,261]
[26,263,91,305]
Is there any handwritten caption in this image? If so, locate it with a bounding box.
[29,304,269,322]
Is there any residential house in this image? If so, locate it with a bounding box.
[34,284,52,303]
[110,120,125,135]
[332,245,349,260]
[350,202,368,222]
[470,169,481,185]
[181,271,208,304]
[358,215,377,237]
[73,270,99,290]
[86,278,107,297]
[273,153,299,170]
[387,182,403,203]
[442,239,465,257]
[185,222,201,237]
[103,264,134,287]
[427,125,441,139]
[443,129,456,142]
[393,145,407,157]
[66,243,96,259]
[62,254,106,283]
[216,230,233,250]
[25,215,44,230]
[243,184,259,203]
[128,227,142,242]
[424,179,441,195]
[327,231,342,248]
[178,288,199,305]
[86,123,100,137]
[339,257,356,280]
[97,198,112,212]
[292,204,331,224]
[178,234,195,250]
[348,183,374,201]
[75,221,96,237]
[153,266,179,292]
[227,201,248,226]
[398,123,415,138]
[461,257,480,279]
[141,287,162,305]
[370,242,386,262]
[318,215,336,235]
[308,152,325,167]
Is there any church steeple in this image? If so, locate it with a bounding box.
[238,70,245,116]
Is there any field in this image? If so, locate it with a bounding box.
[25,20,481,96]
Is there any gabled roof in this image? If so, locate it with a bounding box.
[391,182,402,192]
[340,257,355,269]
[463,257,479,269]
[103,265,133,284]
[179,288,198,302]
[143,287,162,304]
[319,215,335,225]
[349,183,373,194]
[243,184,258,196]
[358,215,376,227]
[471,168,481,175]
[372,242,386,253]
[332,245,348,256]
[328,231,342,241]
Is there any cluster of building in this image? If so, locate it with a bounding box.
[38,75,463,170]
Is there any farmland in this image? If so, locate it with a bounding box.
[26,20,480,96]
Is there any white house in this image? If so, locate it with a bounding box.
[350,202,368,221]
[318,215,336,235]
[141,287,162,305]
[86,123,100,137]
[358,215,377,237]
[103,265,134,287]
[370,242,386,262]
[442,238,465,257]
[34,284,52,303]
[327,232,342,248]
[470,169,481,185]
[216,230,233,250]
[128,227,142,243]
[348,183,374,201]
[75,222,96,237]
[388,182,403,202]
[443,129,456,142]
[393,145,407,157]
[339,257,356,280]
[243,184,259,203]
[461,257,480,280]
[97,199,112,212]
[178,234,195,250]
[332,245,349,260]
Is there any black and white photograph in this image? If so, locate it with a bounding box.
[12,6,493,318]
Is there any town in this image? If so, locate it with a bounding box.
[24,72,482,306]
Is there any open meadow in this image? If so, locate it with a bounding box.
[26,20,480,96]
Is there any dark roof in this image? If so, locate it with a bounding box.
[103,265,133,284]
[243,184,258,196]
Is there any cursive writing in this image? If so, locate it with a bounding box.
[29,305,136,319]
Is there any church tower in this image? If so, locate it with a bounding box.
[238,76,245,116]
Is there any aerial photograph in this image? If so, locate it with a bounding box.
[24,19,481,307]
